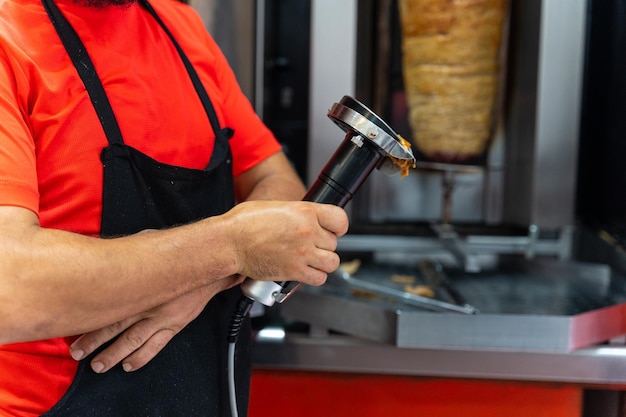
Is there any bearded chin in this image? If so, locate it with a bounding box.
[73,0,137,7]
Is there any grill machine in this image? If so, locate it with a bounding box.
[278,0,626,354]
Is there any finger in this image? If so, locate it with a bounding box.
[300,266,329,286]
[310,249,341,274]
[299,250,340,286]
[315,228,339,252]
[119,329,177,372]
[88,318,163,373]
[314,204,349,236]
[70,318,136,361]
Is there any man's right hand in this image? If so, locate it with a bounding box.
[220,200,349,286]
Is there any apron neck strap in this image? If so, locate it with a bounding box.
[42,0,125,144]
[139,0,228,140]
[41,0,229,146]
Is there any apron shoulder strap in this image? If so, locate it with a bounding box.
[41,0,125,145]
[139,0,227,141]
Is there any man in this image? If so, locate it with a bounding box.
[0,0,348,415]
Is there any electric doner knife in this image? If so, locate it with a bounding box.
[240,95,416,307]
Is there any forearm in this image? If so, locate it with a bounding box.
[0,209,238,344]
[235,151,306,202]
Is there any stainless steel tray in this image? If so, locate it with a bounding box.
[280,258,626,351]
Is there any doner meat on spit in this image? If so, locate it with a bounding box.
[398,0,508,162]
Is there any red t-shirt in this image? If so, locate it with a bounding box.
[0,0,282,415]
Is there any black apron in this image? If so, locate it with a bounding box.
[40,0,251,415]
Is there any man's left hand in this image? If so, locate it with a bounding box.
[69,276,244,373]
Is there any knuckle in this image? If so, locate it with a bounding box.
[122,330,144,349]
[300,201,315,215]
[328,253,341,272]
[295,245,309,257]
[81,334,100,349]
[310,271,327,286]
[109,321,124,334]
[297,223,316,238]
